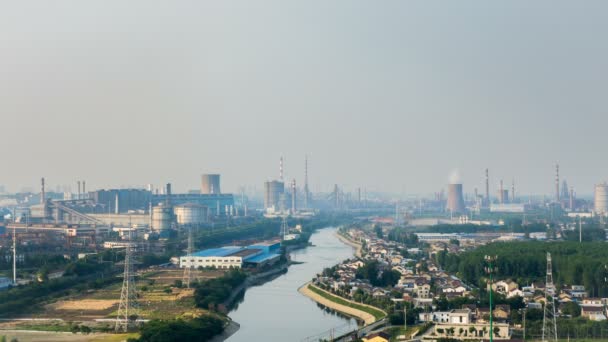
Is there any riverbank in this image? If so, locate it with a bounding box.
[298,282,385,326]
[335,231,363,258]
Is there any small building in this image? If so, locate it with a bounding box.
[362,332,390,342]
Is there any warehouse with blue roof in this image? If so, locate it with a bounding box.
[180,241,281,269]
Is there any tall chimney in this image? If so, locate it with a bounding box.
[499,180,504,204]
[77,181,81,200]
[165,183,172,206]
[555,163,560,202]
[41,178,46,204]
[280,156,284,181]
[82,180,86,198]
[291,179,297,214]
[115,193,119,214]
[511,180,515,203]
[485,169,490,206]
[570,187,575,210]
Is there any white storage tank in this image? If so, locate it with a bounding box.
[152,203,173,231]
[174,203,208,225]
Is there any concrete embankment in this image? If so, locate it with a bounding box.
[298,283,382,326]
[335,232,363,258]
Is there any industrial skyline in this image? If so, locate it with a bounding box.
[2,1,608,194]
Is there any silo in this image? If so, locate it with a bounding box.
[201,174,221,194]
[447,183,466,213]
[174,203,208,225]
[152,203,173,231]
[594,183,608,215]
[264,180,285,210]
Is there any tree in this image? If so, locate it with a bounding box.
[561,302,581,317]
[374,225,383,239]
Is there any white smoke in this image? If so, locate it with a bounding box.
[448,169,462,184]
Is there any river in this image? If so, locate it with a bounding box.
[227,227,358,342]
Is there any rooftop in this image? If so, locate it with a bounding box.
[191,247,244,258]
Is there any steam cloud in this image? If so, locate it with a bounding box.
[449,169,462,184]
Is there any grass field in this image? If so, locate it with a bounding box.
[307,284,386,321]
[0,268,224,334]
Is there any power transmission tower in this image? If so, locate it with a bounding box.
[281,215,288,240]
[115,237,139,332]
[542,252,558,342]
[183,226,196,288]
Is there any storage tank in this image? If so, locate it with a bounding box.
[447,183,466,213]
[594,183,608,215]
[174,203,208,225]
[152,203,173,231]
[264,180,285,210]
[201,174,221,194]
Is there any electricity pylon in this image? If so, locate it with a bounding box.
[542,252,558,342]
[183,225,196,288]
[115,236,138,332]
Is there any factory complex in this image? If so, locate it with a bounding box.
[179,241,281,269]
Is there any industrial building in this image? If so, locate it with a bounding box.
[180,241,281,269]
[201,174,221,194]
[264,180,285,211]
[594,183,608,215]
[490,203,528,213]
[446,183,466,213]
[152,193,234,217]
[89,189,151,214]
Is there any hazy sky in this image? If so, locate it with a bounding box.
[1,1,607,195]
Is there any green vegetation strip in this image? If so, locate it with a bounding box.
[307,284,386,321]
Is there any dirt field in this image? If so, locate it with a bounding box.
[0,330,137,342]
[49,300,119,311]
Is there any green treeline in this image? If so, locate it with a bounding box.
[130,316,225,342]
[437,241,608,297]
[194,269,247,310]
[422,222,547,234]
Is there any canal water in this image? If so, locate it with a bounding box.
[227,227,358,341]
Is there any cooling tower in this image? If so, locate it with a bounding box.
[447,183,466,213]
[594,183,608,215]
[201,174,221,194]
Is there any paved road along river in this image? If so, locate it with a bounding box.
[228,227,358,341]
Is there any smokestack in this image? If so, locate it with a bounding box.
[280,156,284,181]
[485,169,490,206]
[41,177,46,204]
[115,193,119,214]
[291,179,296,214]
[499,180,504,204]
[511,180,515,203]
[304,155,309,209]
[555,163,560,202]
[82,180,86,199]
[165,183,172,206]
[77,181,81,200]
[447,183,466,213]
[570,187,575,210]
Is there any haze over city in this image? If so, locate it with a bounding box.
[2,1,608,194]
